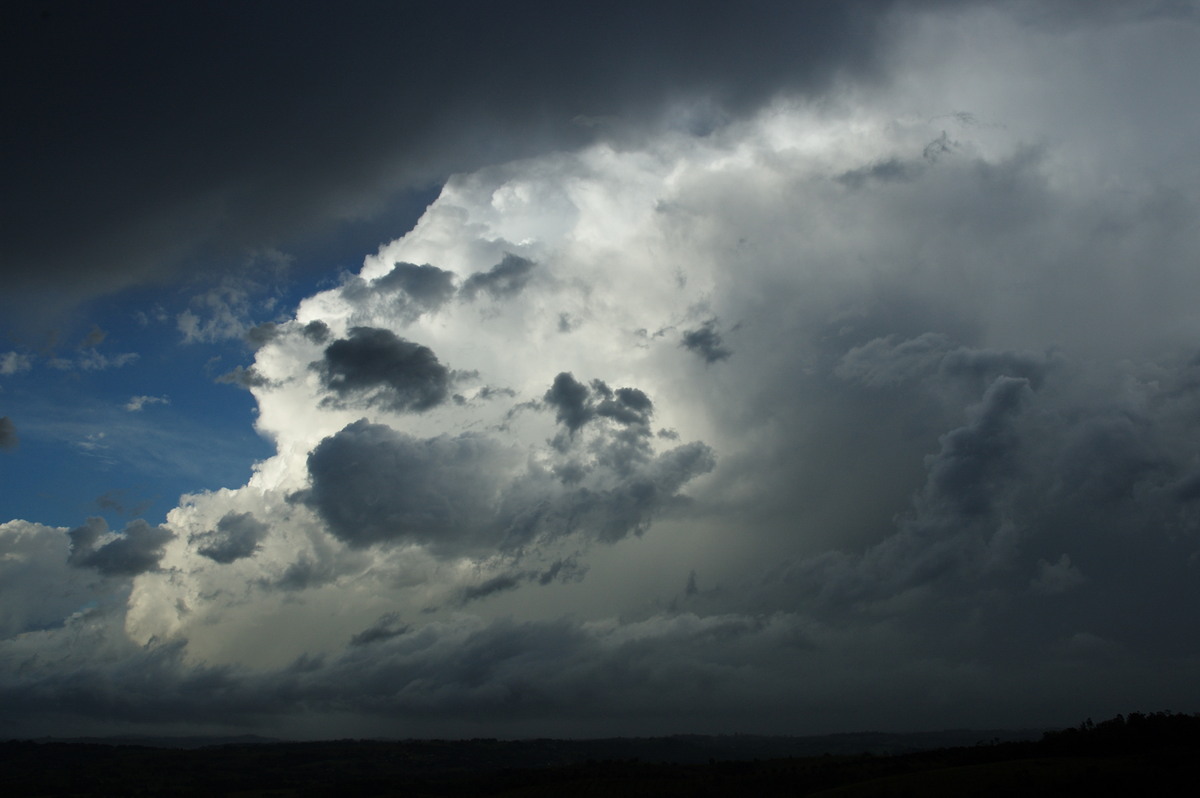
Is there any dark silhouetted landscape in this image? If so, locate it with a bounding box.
[5,712,1196,796]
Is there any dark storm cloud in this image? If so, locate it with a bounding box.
[460,254,537,302]
[1,0,913,330]
[835,333,1052,390]
[6,607,1069,738]
[560,440,716,543]
[495,439,717,547]
[349,613,409,647]
[597,387,654,427]
[764,330,1200,644]
[919,375,1032,518]
[456,572,527,605]
[680,320,732,363]
[543,374,654,434]
[68,517,173,577]
[0,416,17,450]
[303,420,510,551]
[317,327,450,412]
[544,372,593,432]
[190,511,269,564]
[302,320,331,344]
[375,262,458,308]
[340,262,458,320]
[304,412,713,553]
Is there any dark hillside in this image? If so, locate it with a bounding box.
[3,712,1195,797]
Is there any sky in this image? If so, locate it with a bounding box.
[3,0,1200,740]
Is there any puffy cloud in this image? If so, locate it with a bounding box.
[68,517,174,577]
[460,254,537,301]
[543,372,594,433]
[315,327,451,412]
[190,512,269,564]
[303,411,712,555]
[339,262,459,323]
[0,521,110,639]
[374,262,458,308]
[303,420,516,552]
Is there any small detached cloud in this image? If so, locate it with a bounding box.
[0,417,17,450]
[49,350,139,372]
[178,253,291,344]
[79,325,107,349]
[0,351,32,376]
[125,395,170,412]
[215,365,273,389]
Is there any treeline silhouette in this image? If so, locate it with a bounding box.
[1038,710,1200,755]
[3,711,1197,796]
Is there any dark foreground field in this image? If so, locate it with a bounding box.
[4,712,1196,796]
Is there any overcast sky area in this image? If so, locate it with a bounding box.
[4,0,1200,740]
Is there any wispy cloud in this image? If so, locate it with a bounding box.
[124,395,170,412]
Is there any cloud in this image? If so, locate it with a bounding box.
[125,395,170,412]
[460,254,537,302]
[190,512,269,564]
[343,261,459,314]
[79,325,107,348]
[1032,554,1085,595]
[68,517,174,577]
[2,1,911,333]
[680,320,731,363]
[48,350,139,372]
[302,420,514,552]
[544,375,654,436]
[543,372,594,432]
[0,417,16,450]
[215,365,273,389]
[0,351,32,376]
[919,375,1032,519]
[316,327,451,412]
[836,334,1053,393]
